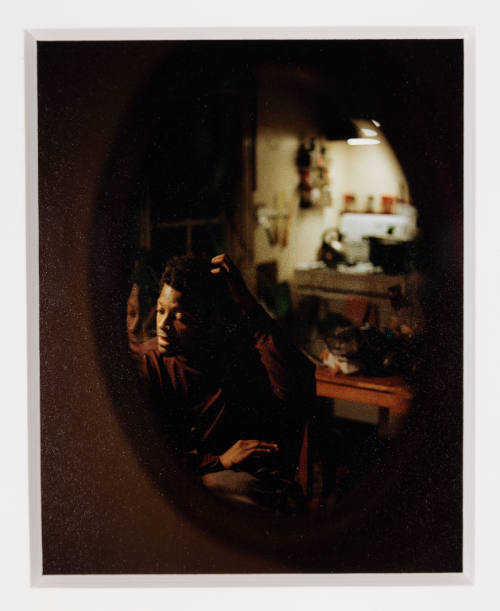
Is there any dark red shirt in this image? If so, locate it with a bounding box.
[139,307,315,476]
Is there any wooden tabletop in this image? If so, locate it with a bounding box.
[316,366,412,394]
[315,366,413,413]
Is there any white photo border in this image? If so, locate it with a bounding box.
[25,26,474,587]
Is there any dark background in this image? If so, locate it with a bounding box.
[37,39,463,573]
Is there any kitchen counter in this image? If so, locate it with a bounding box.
[292,266,410,329]
[294,267,407,299]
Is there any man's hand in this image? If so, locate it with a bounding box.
[210,253,257,314]
[219,439,279,470]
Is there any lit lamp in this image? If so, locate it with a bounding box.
[325,117,381,145]
[347,119,381,146]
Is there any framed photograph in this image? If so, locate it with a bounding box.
[26,28,471,585]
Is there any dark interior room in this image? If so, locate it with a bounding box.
[36,38,463,574]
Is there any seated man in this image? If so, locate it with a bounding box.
[138,253,315,513]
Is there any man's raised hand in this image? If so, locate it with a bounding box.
[210,253,256,314]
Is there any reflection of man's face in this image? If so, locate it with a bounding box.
[126,283,140,339]
[156,283,204,356]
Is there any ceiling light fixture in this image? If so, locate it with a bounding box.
[325,118,382,145]
[347,137,381,146]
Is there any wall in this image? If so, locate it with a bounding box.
[253,73,410,283]
[253,66,324,281]
[328,119,410,215]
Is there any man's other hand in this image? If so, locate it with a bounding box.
[219,440,279,469]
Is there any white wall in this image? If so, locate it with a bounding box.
[331,119,410,215]
[253,72,410,283]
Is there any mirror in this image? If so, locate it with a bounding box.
[50,38,462,571]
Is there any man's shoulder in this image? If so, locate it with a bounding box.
[129,336,159,360]
[138,342,189,374]
[136,341,182,388]
[138,336,159,354]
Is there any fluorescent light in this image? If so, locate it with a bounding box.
[372,119,381,127]
[361,127,378,137]
[347,138,381,146]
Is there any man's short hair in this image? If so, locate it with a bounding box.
[159,254,233,318]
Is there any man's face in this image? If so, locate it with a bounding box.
[156,283,205,356]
